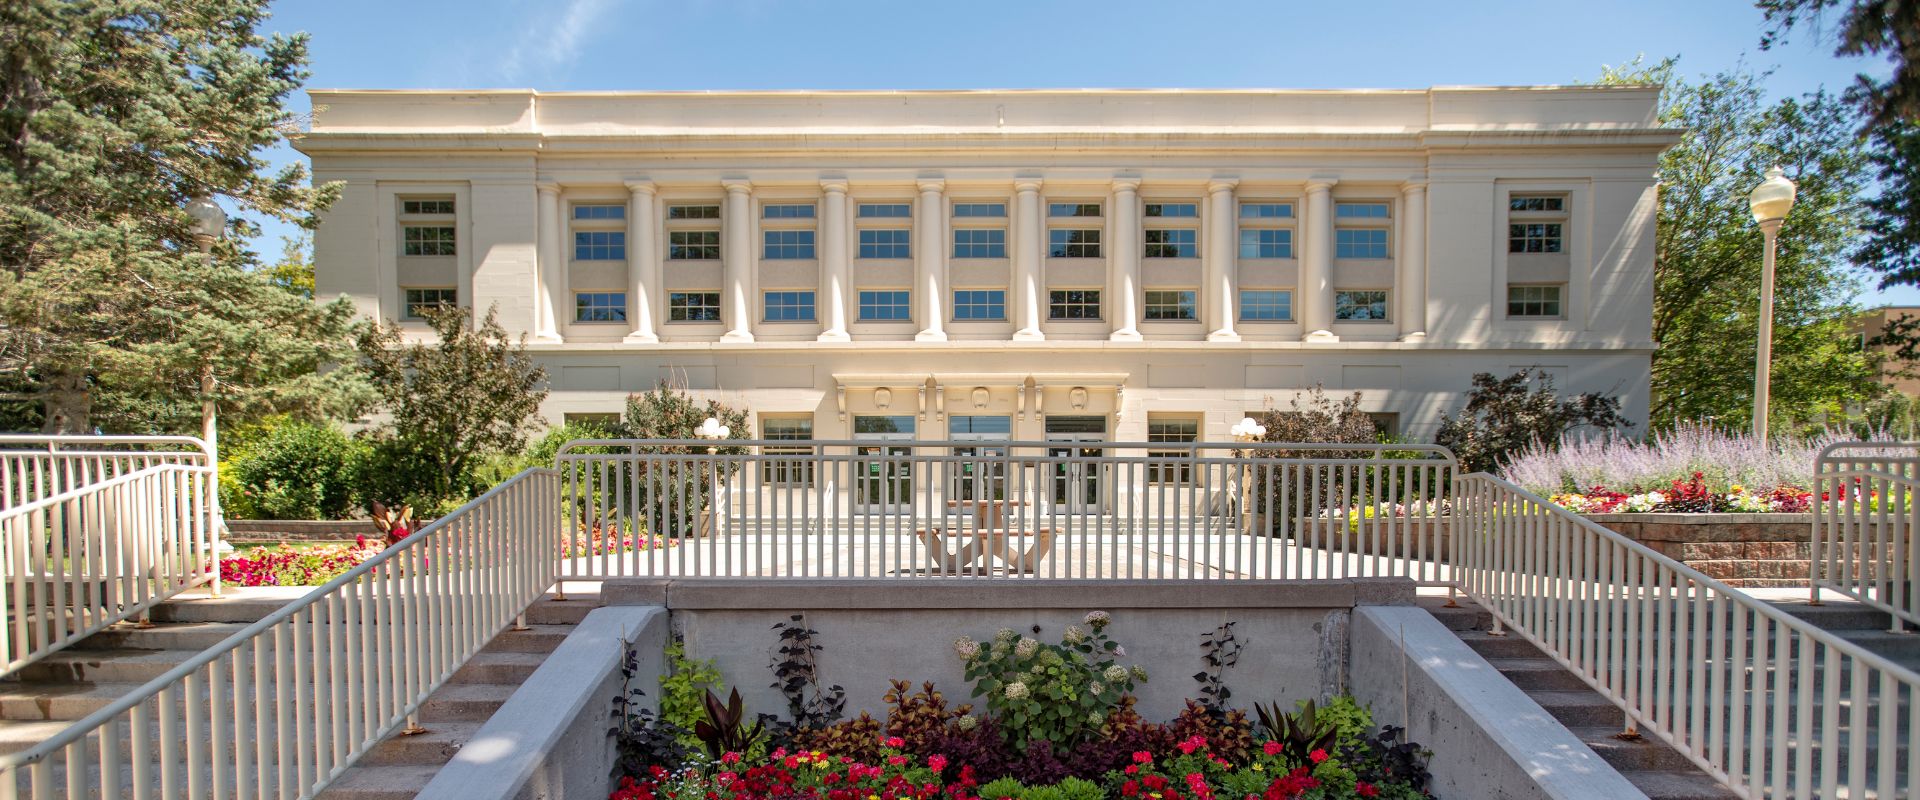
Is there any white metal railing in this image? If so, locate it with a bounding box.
[554,440,1456,583]
[0,435,213,508]
[1813,442,1920,630]
[0,464,219,673]
[1457,473,1919,800]
[0,467,560,800]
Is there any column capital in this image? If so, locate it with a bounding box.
[1206,178,1240,194]
[1304,178,1338,194]
[819,178,849,194]
[721,178,753,195]
[624,179,657,195]
[1111,177,1142,193]
[916,178,946,194]
[1400,180,1428,195]
[536,181,562,197]
[1014,178,1044,194]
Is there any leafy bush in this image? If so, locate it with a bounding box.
[221,419,364,520]
[1434,369,1629,474]
[957,611,1145,751]
[1502,421,1897,507]
[1253,386,1381,455]
[659,639,724,749]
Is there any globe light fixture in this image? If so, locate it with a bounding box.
[1230,416,1267,441]
[1746,167,1797,443]
[696,417,731,440]
[185,196,226,253]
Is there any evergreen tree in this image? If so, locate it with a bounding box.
[0,0,356,433]
[1759,0,1920,127]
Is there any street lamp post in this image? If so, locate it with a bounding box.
[185,196,228,597]
[696,417,731,538]
[1230,417,1268,534]
[1747,167,1798,443]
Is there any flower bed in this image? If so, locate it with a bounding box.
[219,542,383,587]
[612,612,1431,800]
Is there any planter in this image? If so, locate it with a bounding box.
[223,519,377,543]
[1586,513,1815,587]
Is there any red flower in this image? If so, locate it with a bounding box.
[884,736,906,748]
[1356,781,1379,797]
[927,755,947,773]
[1308,749,1328,764]
[1133,751,1153,764]
[1262,740,1283,756]
[1177,735,1207,754]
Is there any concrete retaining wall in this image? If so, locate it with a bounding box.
[604,577,1411,722]
[1348,606,1645,800]
[416,606,669,800]
[224,519,375,542]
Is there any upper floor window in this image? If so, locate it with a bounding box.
[764,291,817,322]
[1144,229,1197,259]
[573,231,625,261]
[1334,228,1389,259]
[859,229,910,259]
[668,205,721,220]
[953,229,1006,259]
[858,203,911,218]
[1508,194,1568,254]
[1240,290,1293,321]
[402,199,454,215]
[402,226,456,256]
[1049,203,1101,217]
[859,290,911,321]
[1239,202,1294,218]
[1509,223,1563,254]
[953,203,1007,217]
[952,290,1006,321]
[403,287,456,320]
[1144,203,1198,218]
[668,291,722,322]
[574,291,627,323]
[572,204,625,220]
[1335,290,1390,321]
[763,204,816,219]
[1239,229,1293,259]
[1048,229,1101,258]
[1335,202,1390,219]
[1510,196,1565,212]
[668,231,720,261]
[1144,290,1197,321]
[1049,290,1102,320]
[1507,285,1564,318]
[763,230,816,260]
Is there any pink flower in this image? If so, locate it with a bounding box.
[1177,735,1207,754]
[1309,748,1329,764]
[1263,740,1283,756]
[888,755,907,766]
[927,755,947,772]
[883,736,905,748]
[1133,751,1152,764]
[721,751,740,764]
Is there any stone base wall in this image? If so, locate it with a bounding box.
[1586,513,1814,587]
[223,519,376,543]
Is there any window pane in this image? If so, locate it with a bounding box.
[858,229,911,259]
[952,290,1006,321]
[764,291,817,322]
[1048,290,1101,320]
[1507,223,1563,254]
[1239,202,1294,219]
[858,290,911,321]
[573,230,626,260]
[953,203,1007,218]
[952,228,1007,258]
[402,226,457,256]
[1048,229,1102,258]
[572,204,625,220]
[669,230,721,260]
[1144,203,1197,218]
[668,205,720,219]
[574,291,628,323]
[1238,228,1293,259]
[1239,290,1292,321]
[1509,195,1566,212]
[1144,290,1197,321]
[402,199,455,215]
[403,288,456,319]
[858,203,911,218]
[1144,229,1197,258]
[668,292,722,322]
[1335,202,1390,219]
[1334,228,1389,259]
[1048,203,1101,217]
[1506,285,1564,317]
[763,204,816,219]
[763,230,817,259]
[1334,291,1390,321]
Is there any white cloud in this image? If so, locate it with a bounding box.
[494,0,615,85]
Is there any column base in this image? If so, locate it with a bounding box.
[720,330,756,343]
[1303,329,1340,343]
[1109,329,1143,342]
[1206,329,1241,342]
[532,333,564,344]
[915,329,948,342]
[622,332,660,344]
[1012,328,1046,342]
[1398,331,1428,343]
[816,330,851,343]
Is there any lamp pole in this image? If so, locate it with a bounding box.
[1230,417,1267,534]
[1747,167,1797,443]
[185,195,228,597]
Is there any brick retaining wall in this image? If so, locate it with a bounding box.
[1587,513,1813,587]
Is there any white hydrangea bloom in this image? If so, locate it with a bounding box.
[994,628,1017,643]
[1131,665,1149,681]
[1063,625,1087,644]
[1004,681,1029,700]
[1090,681,1105,695]
[956,715,978,731]
[1104,665,1129,683]
[1014,638,1039,658]
[953,637,980,659]
[1084,610,1111,628]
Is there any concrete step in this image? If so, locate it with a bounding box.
[1454,630,1547,659]
[311,764,442,800]
[0,718,84,755]
[524,599,593,626]
[417,683,515,723]
[478,625,571,654]
[72,621,252,651]
[358,721,485,766]
[448,651,546,685]
[1624,770,1743,800]
[1565,726,1703,773]
[1486,658,1590,691]
[0,681,146,720]
[1524,688,1628,728]
[149,596,301,624]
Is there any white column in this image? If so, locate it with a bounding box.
[915,178,947,342]
[721,179,754,343]
[534,182,564,342]
[1398,181,1429,342]
[818,179,851,342]
[623,180,659,343]
[1109,178,1141,342]
[1205,179,1240,342]
[1301,179,1338,342]
[1012,179,1045,341]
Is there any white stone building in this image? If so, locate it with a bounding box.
[297,87,1676,446]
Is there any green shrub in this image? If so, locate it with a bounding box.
[1313,695,1374,750]
[659,639,724,749]
[977,778,1026,800]
[1051,777,1105,800]
[222,420,363,520]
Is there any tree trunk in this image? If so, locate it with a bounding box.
[39,370,89,434]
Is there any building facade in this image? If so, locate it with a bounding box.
[298,87,1675,446]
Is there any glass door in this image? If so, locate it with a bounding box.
[948,415,1011,502]
[1046,415,1107,514]
[854,415,915,513]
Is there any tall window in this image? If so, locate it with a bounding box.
[1508,223,1563,253]
[762,416,815,486]
[1334,290,1390,321]
[858,200,912,260]
[1147,417,1199,484]
[1048,229,1101,258]
[573,231,625,260]
[402,226,456,256]
[1240,290,1292,321]
[1239,229,1293,259]
[669,292,722,322]
[1144,229,1197,258]
[669,231,720,260]
[1508,194,1568,254]
[763,230,816,259]
[952,229,1005,258]
[1144,290,1197,321]
[1049,290,1101,320]
[859,229,910,259]
[574,292,627,323]
[1334,201,1391,259]
[859,290,911,321]
[1507,285,1563,318]
[952,290,1006,321]
[1145,199,1200,261]
[764,291,817,322]
[403,288,456,320]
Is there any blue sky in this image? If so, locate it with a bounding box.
[256,0,1909,303]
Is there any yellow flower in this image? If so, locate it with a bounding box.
[1252,763,1264,772]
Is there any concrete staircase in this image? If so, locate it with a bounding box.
[314,592,591,800]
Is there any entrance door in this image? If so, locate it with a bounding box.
[854,415,915,513]
[1046,416,1107,514]
[948,416,1011,502]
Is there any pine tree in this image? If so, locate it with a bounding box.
[0,0,360,433]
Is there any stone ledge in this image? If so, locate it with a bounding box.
[600,577,1413,610]
[1587,512,1812,524]
[224,519,374,542]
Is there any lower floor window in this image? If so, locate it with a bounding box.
[669,291,722,322]
[574,291,627,323]
[1240,290,1292,321]
[1144,290,1197,321]
[1507,285,1564,318]
[764,291,817,322]
[859,290,911,321]
[1049,289,1101,320]
[761,416,815,485]
[1334,290,1390,321]
[952,290,1006,321]
[404,287,456,320]
[1147,417,1199,484]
